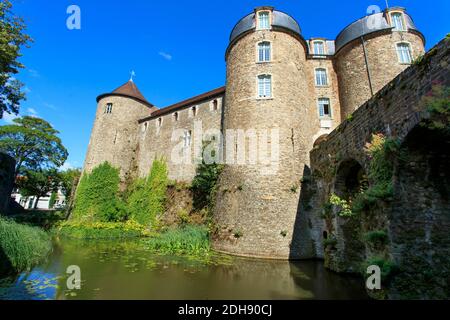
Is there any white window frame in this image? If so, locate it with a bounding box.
[257,41,271,63]
[315,68,328,87]
[318,98,332,118]
[257,74,272,99]
[396,42,413,64]
[390,12,407,32]
[313,40,326,55]
[257,11,270,30]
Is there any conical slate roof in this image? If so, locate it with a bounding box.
[97,80,154,108]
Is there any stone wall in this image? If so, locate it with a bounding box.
[335,30,425,119]
[136,95,223,182]
[0,153,15,214]
[83,96,154,184]
[309,37,450,298]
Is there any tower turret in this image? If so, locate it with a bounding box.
[213,7,318,259]
[335,7,425,118]
[83,80,156,183]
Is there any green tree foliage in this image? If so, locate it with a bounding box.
[72,162,126,223]
[127,159,168,227]
[16,168,60,209]
[0,0,32,118]
[59,168,81,203]
[191,161,224,212]
[48,192,57,209]
[0,116,68,177]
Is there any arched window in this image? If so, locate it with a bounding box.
[258,41,271,62]
[212,99,218,112]
[397,43,412,64]
[257,75,272,98]
[257,11,270,30]
[190,106,197,117]
[315,68,328,86]
[390,12,406,31]
[173,112,179,122]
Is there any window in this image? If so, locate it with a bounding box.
[313,41,326,55]
[315,68,328,86]
[258,75,272,98]
[258,42,271,62]
[391,12,406,31]
[157,118,162,127]
[183,130,192,148]
[191,106,197,117]
[212,99,218,111]
[318,98,331,118]
[105,103,113,114]
[397,43,412,64]
[173,112,179,122]
[257,11,270,30]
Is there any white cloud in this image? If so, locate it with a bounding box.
[27,107,38,116]
[43,102,57,110]
[2,112,19,124]
[28,69,40,78]
[158,51,173,61]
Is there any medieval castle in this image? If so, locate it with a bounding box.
[83,6,428,260]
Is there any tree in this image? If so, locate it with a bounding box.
[0,0,32,118]
[59,168,81,202]
[0,116,68,177]
[16,168,61,209]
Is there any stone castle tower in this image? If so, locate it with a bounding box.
[83,6,425,259]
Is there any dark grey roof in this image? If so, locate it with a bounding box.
[229,10,302,44]
[335,11,420,53]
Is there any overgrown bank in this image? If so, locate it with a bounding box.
[59,158,223,258]
[0,217,52,276]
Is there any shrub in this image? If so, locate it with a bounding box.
[0,217,52,275]
[191,161,224,212]
[72,162,126,223]
[144,225,210,257]
[330,194,354,217]
[362,257,399,283]
[364,230,389,246]
[127,159,168,228]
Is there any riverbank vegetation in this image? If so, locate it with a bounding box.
[0,217,52,276]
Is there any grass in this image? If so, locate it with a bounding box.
[144,225,211,257]
[0,217,52,276]
[55,220,152,240]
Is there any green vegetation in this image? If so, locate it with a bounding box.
[323,237,338,249]
[0,116,68,178]
[329,194,353,217]
[0,0,32,118]
[72,162,126,223]
[0,217,51,276]
[56,220,151,240]
[362,257,399,283]
[364,230,389,246]
[191,161,223,212]
[420,84,450,133]
[16,168,60,209]
[144,225,210,257]
[127,159,168,227]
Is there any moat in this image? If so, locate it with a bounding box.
[0,238,368,300]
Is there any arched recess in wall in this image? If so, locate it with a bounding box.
[334,159,368,202]
[313,134,329,148]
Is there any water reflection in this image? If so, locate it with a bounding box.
[0,238,367,300]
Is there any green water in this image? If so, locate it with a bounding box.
[0,238,368,300]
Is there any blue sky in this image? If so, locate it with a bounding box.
[2,0,449,169]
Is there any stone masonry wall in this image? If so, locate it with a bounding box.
[83,96,154,184]
[335,30,425,119]
[0,153,15,214]
[136,96,223,182]
[310,37,450,298]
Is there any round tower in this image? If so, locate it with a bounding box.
[83,80,156,183]
[335,7,425,118]
[213,7,319,259]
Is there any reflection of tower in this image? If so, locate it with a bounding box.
[213,7,319,259]
[83,80,156,183]
[335,7,425,118]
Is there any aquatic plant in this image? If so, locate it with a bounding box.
[0,217,52,276]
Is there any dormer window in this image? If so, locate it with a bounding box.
[390,12,407,31]
[313,41,326,55]
[257,11,270,30]
[105,103,113,114]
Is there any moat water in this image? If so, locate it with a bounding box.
[0,238,368,300]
